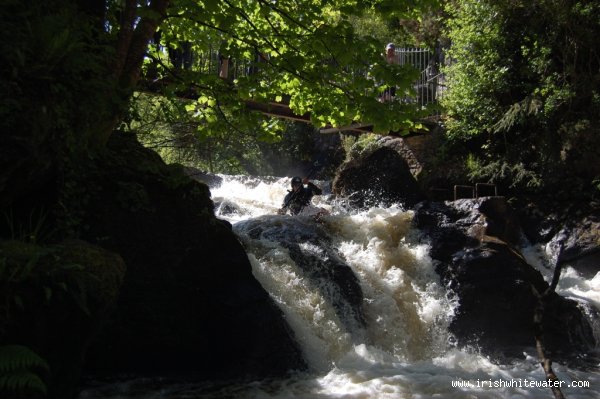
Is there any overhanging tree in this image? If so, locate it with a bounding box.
[1,0,441,209]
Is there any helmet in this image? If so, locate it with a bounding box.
[291,176,302,187]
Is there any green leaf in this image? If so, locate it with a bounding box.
[0,345,50,374]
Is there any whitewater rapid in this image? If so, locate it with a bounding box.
[209,175,600,399]
[79,175,600,399]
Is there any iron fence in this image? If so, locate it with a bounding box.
[156,46,446,108]
[389,47,446,108]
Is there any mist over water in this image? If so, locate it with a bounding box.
[80,175,600,399]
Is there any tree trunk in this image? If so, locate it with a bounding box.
[92,0,171,148]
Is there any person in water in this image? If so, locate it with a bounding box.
[278,176,323,216]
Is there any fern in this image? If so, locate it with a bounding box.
[2,208,53,245]
[0,345,49,396]
[0,370,47,395]
[466,157,543,189]
[492,96,542,134]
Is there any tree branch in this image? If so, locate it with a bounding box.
[113,0,138,78]
[94,0,171,148]
[121,0,171,89]
[531,260,566,399]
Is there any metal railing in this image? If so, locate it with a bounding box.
[390,48,446,108]
[429,183,499,201]
[158,46,446,108]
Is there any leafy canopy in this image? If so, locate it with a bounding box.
[145,0,440,135]
[442,0,600,191]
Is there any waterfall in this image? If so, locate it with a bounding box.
[213,175,600,398]
[234,207,454,372]
[80,175,600,398]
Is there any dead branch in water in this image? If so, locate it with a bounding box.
[531,258,566,399]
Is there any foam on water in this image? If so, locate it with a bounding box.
[211,175,331,222]
[80,175,600,399]
[224,175,599,398]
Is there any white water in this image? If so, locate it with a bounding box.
[81,175,600,398]
[211,175,600,398]
[522,245,600,352]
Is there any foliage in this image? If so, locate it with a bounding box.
[0,0,114,155]
[465,154,542,189]
[125,0,447,177]
[2,209,53,245]
[2,0,445,212]
[347,7,436,49]
[395,1,448,48]
[0,241,91,335]
[123,0,445,175]
[341,132,380,161]
[129,92,288,174]
[130,91,326,175]
[442,0,600,193]
[442,0,508,139]
[348,9,404,46]
[0,345,49,398]
[145,0,441,136]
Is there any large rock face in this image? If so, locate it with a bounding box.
[332,144,424,209]
[183,166,223,188]
[413,197,596,360]
[67,133,305,379]
[546,214,600,277]
[516,198,600,277]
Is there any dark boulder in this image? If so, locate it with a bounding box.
[515,198,600,278]
[413,197,596,360]
[546,214,600,276]
[332,146,424,209]
[235,215,366,334]
[183,166,223,188]
[215,199,243,218]
[67,132,306,380]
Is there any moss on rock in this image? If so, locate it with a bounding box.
[0,239,126,399]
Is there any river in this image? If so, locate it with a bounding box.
[80,175,600,399]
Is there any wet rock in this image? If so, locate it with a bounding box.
[72,133,306,380]
[546,214,600,268]
[332,146,424,209]
[516,201,562,244]
[413,197,596,360]
[183,166,223,188]
[516,198,600,277]
[235,216,366,333]
[215,200,242,216]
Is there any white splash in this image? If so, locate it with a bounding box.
[79,175,600,399]
[225,175,600,399]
